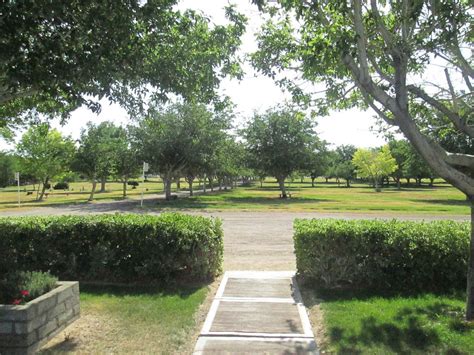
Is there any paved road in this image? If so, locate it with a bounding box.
[0,198,469,271]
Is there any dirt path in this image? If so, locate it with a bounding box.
[0,202,468,271]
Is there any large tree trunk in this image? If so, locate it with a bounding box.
[277,176,287,198]
[37,177,49,201]
[88,179,97,201]
[396,177,401,190]
[346,179,350,188]
[122,179,127,198]
[100,176,106,192]
[467,198,474,320]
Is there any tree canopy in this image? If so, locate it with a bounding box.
[243,105,320,197]
[1,1,246,134]
[251,0,474,319]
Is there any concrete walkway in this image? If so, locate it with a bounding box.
[194,271,317,354]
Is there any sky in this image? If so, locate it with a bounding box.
[1,0,389,150]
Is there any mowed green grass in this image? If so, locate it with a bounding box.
[40,284,207,354]
[0,177,470,215]
[157,178,470,215]
[0,179,172,210]
[308,290,474,354]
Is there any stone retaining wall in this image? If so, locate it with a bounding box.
[0,281,80,354]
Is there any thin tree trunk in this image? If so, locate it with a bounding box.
[38,178,49,201]
[467,197,474,320]
[186,176,194,197]
[88,179,97,201]
[123,179,127,198]
[325,177,329,183]
[346,179,350,188]
[406,177,410,184]
[209,177,214,192]
[176,177,181,190]
[429,178,434,187]
[396,178,401,190]
[277,176,287,198]
[100,176,106,192]
[218,179,222,191]
[203,174,207,193]
[165,176,172,201]
[311,178,315,187]
[375,179,381,192]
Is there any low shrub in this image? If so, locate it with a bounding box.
[53,182,69,190]
[294,219,470,292]
[127,181,139,187]
[0,213,223,283]
[0,271,58,304]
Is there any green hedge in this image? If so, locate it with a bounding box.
[0,213,223,283]
[294,219,470,292]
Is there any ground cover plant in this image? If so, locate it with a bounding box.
[0,271,58,305]
[0,213,223,283]
[39,283,208,354]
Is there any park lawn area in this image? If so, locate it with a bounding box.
[0,179,173,210]
[304,290,474,354]
[156,178,470,215]
[40,283,208,354]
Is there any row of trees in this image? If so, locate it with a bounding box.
[1,103,447,200]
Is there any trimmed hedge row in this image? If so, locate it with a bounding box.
[294,219,470,292]
[0,213,223,283]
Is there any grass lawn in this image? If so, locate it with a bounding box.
[156,178,470,215]
[0,177,470,215]
[40,283,208,354]
[302,288,474,354]
[0,178,173,210]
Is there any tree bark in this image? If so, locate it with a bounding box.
[208,177,214,192]
[176,177,181,190]
[374,179,381,192]
[346,179,350,188]
[38,177,49,201]
[277,176,287,198]
[100,176,106,192]
[186,176,194,197]
[396,178,401,190]
[122,179,127,198]
[203,174,207,193]
[429,178,434,187]
[467,197,474,320]
[88,179,97,201]
[164,176,172,201]
[311,178,315,187]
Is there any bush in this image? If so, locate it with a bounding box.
[127,181,139,187]
[0,271,58,304]
[0,213,223,283]
[294,219,470,292]
[53,182,69,190]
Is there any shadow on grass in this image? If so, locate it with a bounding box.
[155,194,333,210]
[415,199,470,207]
[78,281,207,299]
[300,285,471,354]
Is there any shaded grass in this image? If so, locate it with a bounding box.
[301,287,474,354]
[155,178,470,215]
[40,283,207,354]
